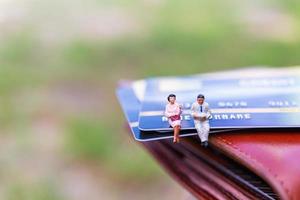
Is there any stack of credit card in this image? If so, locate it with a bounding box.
[116,66,300,142]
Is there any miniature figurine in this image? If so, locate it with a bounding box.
[165,94,182,143]
[190,94,211,147]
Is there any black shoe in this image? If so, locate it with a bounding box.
[202,141,209,148]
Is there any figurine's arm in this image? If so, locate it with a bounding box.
[190,103,199,120]
[176,104,182,115]
[206,103,212,119]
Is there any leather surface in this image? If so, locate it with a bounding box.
[211,129,300,200]
[143,139,261,199]
[140,129,300,200]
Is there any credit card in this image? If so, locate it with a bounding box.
[139,67,300,131]
[142,72,300,102]
[116,81,237,141]
[139,94,300,131]
[132,67,273,102]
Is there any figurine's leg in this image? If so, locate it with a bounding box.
[176,125,181,143]
[173,125,180,143]
[195,121,204,142]
[201,122,210,142]
[173,126,177,143]
[173,126,176,143]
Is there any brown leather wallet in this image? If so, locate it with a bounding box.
[140,129,300,200]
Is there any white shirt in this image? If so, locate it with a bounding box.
[190,101,212,121]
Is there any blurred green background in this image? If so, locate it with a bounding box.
[1,0,300,199]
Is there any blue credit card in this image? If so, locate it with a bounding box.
[116,82,236,141]
[142,74,300,102]
[133,67,275,102]
[139,94,300,131]
[139,68,300,131]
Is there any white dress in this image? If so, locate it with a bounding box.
[165,102,181,127]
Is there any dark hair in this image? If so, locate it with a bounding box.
[167,94,176,102]
[197,94,205,99]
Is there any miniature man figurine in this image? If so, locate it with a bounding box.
[165,94,182,143]
[190,94,211,147]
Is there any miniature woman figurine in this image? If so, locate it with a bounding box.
[165,94,182,143]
